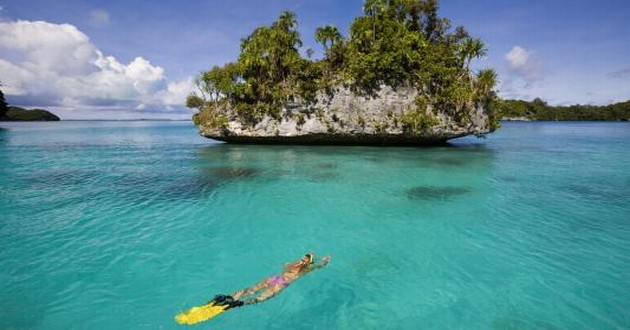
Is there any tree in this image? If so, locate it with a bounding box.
[476,69,497,96]
[185,11,321,122]
[495,98,630,121]
[315,25,345,79]
[459,37,486,70]
[189,1,498,129]
[186,93,205,110]
[236,10,306,118]
[305,48,314,59]
[0,82,8,118]
[315,25,343,53]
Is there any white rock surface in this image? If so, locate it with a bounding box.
[197,85,490,145]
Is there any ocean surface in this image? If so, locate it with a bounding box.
[0,121,628,329]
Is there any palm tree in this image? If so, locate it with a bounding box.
[460,37,486,70]
[276,11,297,31]
[315,25,342,54]
[363,0,386,17]
[476,69,497,95]
[362,0,387,42]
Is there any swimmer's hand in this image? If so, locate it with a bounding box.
[309,255,330,270]
[321,255,331,265]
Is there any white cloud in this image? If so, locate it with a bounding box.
[1,21,97,75]
[505,46,529,69]
[157,78,198,107]
[0,59,33,95]
[504,45,545,87]
[0,20,195,117]
[88,9,110,28]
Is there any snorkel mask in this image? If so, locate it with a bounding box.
[304,254,314,265]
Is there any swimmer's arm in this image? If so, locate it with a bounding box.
[308,255,331,271]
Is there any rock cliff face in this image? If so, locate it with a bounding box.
[197,86,490,145]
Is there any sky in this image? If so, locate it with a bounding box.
[0,0,628,120]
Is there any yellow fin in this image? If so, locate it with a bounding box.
[175,302,229,325]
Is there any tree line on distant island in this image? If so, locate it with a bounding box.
[494,98,630,121]
[0,82,60,121]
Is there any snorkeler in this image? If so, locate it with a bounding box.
[175,253,330,325]
[230,253,331,305]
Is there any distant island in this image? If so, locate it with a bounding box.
[1,85,60,121]
[187,1,499,145]
[495,98,630,121]
[2,106,60,121]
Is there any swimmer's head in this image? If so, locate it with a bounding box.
[302,253,314,265]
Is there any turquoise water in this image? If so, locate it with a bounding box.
[1,121,628,329]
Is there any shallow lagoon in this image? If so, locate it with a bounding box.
[1,121,628,329]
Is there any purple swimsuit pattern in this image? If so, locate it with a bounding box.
[268,275,290,287]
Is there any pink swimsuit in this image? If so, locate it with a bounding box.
[268,275,290,287]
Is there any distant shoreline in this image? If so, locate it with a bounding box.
[500,118,628,122]
[496,99,630,121]
[60,119,191,122]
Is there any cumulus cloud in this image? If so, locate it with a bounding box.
[88,9,110,28]
[504,46,545,87]
[0,20,194,117]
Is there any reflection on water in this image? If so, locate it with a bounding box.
[0,127,7,141]
[203,166,258,180]
[163,167,261,200]
[192,144,497,204]
[7,137,497,205]
[432,157,467,166]
[316,162,337,170]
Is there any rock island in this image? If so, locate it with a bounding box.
[188,0,499,145]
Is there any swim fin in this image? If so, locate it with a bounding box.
[175,295,242,325]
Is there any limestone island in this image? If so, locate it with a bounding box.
[188,1,499,145]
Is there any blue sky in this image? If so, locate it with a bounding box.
[0,0,628,119]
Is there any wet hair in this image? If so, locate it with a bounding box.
[304,254,314,264]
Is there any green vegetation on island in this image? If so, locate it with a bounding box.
[0,82,60,121]
[187,0,499,133]
[3,106,61,121]
[495,98,630,121]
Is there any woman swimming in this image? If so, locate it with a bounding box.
[228,253,331,306]
[175,253,330,325]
